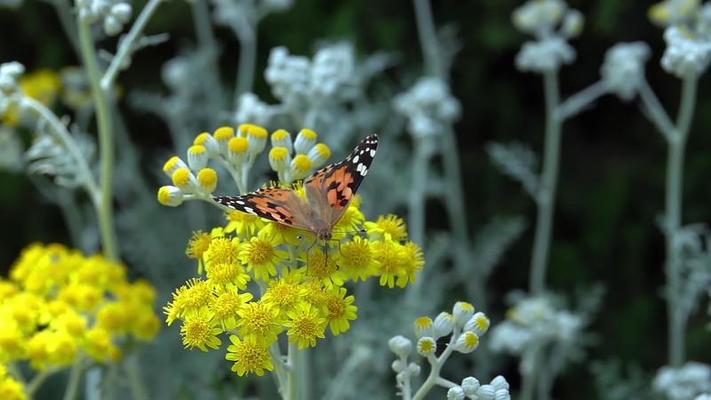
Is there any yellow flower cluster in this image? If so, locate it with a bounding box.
[0,243,160,378]
[0,364,25,400]
[165,191,424,376]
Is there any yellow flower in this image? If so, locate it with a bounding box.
[204,235,240,266]
[131,310,161,341]
[395,241,424,288]
[333,206,365,235]
[365,214,408,242]
[261,221,303,246]
[225,335,273,376]
[58,283,102,311]
[285,303,326,349]
[261,276,304,317]
[0,321,25,362]
[205,261,250,291]
[304,248,341,287]
[163,278,212,324]
[209,291,252,330]
[336,236,378,281]
[51,310,87,337]
[225,211,264,236]
[84,328,120,363]
[321,287,358,336]
[372,240,404,288]
[97,302,130,333]
[186,230,212,271]
[239,229,286,281]
[236,302,283,345]
[0,375,26,400]
[180,309,222,352]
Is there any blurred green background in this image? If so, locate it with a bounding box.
[1,0,711,398]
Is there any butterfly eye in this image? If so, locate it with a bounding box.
[296,234,304,241]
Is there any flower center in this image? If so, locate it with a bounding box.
[249,240,274,265]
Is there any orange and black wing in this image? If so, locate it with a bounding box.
[213,187,310,229]
[304,134,379,223]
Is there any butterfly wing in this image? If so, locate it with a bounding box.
[304,134,379,226]
[213,187,312,230]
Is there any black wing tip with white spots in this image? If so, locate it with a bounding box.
[344,134,379,178]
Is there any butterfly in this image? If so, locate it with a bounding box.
[214,134,379,242]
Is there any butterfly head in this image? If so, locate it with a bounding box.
[317,230,333,241]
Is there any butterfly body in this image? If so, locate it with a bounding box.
[214,134,379,240]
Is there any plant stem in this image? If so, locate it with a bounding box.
[125,353,149,400]
[412,0,442,77]
[529,70,562,295]
[286,343,307,400]
[78,19,118,260]
[412,329,458,400]
[665,75,698,366]
[62,359,84,400]
[27,369,56,398]
[639,78,675,142]
[408,140,429,247]
[234,23,258,107]
[101,0,164,91]
[556,80,609,121]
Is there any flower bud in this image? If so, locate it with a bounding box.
[414,316,434,338]
[171,167,197,192]
[294,128,318,154]
[271,129,293,153]
[308,143,332,168]
[228,137,249,165]
[490,376,510,391]
[290,154,313,180]
[157,186,183,207]
[242,124,268,155]
[110,3,132,24]
[461,377,480,396]
[103,16,123,36]
[197,168,218,193]
[213,126,235,155]
[464,312,491,336]
[407,362,421,376]
[454,331,480,354]
[269,146,291,173]
[194,132,219,156]
[391,359,405,373]
[495,389,511,400]
[187,145,208,171]
[388,335,412,358]
[162,156,188,178]
[416,336,436,357]
[434,312,454,338]
[453,301,475,329]
[476,384,496,400]
[447,386,465,400]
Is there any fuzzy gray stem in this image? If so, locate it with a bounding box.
[529,70,562,295]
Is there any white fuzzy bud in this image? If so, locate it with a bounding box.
[447,386,465,400]
[388,335,412,358]
[461,377,480,396]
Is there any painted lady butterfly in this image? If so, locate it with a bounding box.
[214,134,379,241]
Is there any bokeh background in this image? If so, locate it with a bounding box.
[1,0,711,398]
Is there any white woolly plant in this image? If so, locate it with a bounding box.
[389,302,512,400]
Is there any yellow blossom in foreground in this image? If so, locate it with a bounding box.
[322,287,358,336]
[1,243,160,379]
[225,335,273,376]
[239,230,286,281]
[237,302,283,345]
[181,309,222,351]
[286,303,327,349]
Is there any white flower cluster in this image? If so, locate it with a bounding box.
[393,77,461,139]
[0,61,24,115]
[653,362,711,400]
[661,26,711,78]
[512,0,583,73]
[447,376,511,400]
[211,0,293,28]
[489,296,583,356]
[516,36,576,73]
[389,302,508,400]
[264,44,359,107]
[158,124,269,206]
[75,0,133,36]
[234,93,277,127]
[600,42,652,101]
